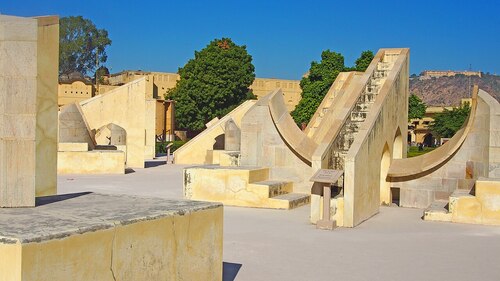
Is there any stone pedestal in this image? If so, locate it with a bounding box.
[0,193,223,281]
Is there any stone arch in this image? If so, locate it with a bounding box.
[213,134,225,150]
[380,143,392,205]
[393,127,403,159]
[95,123,127,146]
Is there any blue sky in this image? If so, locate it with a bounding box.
[1,0,499,79]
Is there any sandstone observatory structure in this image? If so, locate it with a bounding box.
[180,48,500,227]
[58,76,157,173]
[181,48,410,219]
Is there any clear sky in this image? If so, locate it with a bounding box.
[1,0,499,80]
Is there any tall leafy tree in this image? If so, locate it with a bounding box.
[168,38,255,131]
[59,16,112,75]
[291,50,374,126]
[430,103,471,138]
[408,93,427,120]
[354,50,374,71]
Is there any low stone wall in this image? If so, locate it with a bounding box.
[0,193,223,281]
[58,151,125,174]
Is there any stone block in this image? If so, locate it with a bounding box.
[0,15,37,41]
[0,140,35,207]
[489,163,500,178]
[58,151,125,174]
[489,130,500,147]
[0,193,223,281]
[0,41,37,77]
[58,142,88,152]
[35,16,58,197]
[399,188,433,208]
[1,113,36,140]
[0,76,37,114]
[451,197,482,224]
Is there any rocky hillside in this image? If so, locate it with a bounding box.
[409,74,500,106]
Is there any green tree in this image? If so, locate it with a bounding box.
[408,93,427,120]
[59,16,112,75]
[429,103,471,138]
[168,38,255,131]
[95,66,109,84]
[291,50,373,126]
[354,50,374,71]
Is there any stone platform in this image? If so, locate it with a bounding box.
[184,165,310,209]
[0,193,223,281]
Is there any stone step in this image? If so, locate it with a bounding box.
[269,193,310,209]
[423,200,452,222]
[248,180,293,198]
[449,189,474,214]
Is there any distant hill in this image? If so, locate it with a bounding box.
[409,74,500,106]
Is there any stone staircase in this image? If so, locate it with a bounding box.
[247,177,310,209]
[424,189,473,222]
[332,57,394,171]
[306,73,350,138]
[184,165,310,210]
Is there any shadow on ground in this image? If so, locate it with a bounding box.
[36,192,92,207]
[223,262,242,281]
[145,160,167,168]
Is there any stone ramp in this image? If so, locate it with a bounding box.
[388,88,500,210]
[174,100,256,165]
[310,49,410,227]
[268,90,318,165]
[388,87,478,180]
[305,72,358,139]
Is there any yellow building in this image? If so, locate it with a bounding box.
[105,70,303,111]
[408,98,472,146]
[57,72,94,107]
[107,70,179,98]
[156,99,175,141]
[420,70,482,78]
[250,78,301,111]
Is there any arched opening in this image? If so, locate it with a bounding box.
[380,143,391,206]
[393,127,403,160]
[391,128,403,206]
[95,123,127,146]
[423,133,434,147]
[213,134,225,150]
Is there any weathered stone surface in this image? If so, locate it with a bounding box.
[224,119,241,151]
[184,166,309,209]
[0,15,38,207]
[0,193,223,281]
[35,16,58,197]
[58,150,125,174]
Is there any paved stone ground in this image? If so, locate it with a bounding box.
[58,157,500,281]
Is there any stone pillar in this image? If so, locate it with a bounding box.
[0,15,38,207]
[34,16,59,197]
[224,119,240,151]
